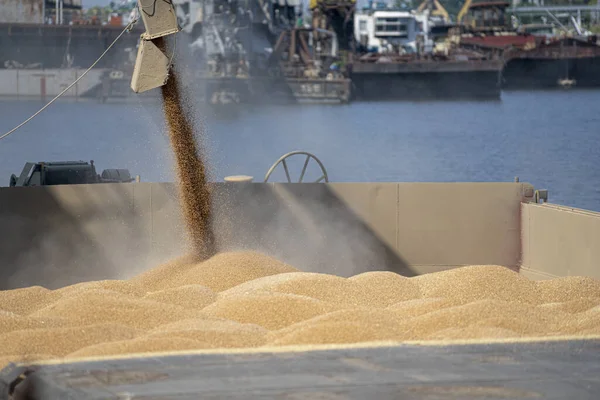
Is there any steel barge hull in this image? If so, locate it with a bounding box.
[351,60,503,101]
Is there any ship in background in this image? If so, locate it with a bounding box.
[1,0,599,102]
[0,0,142,100]
[346,0,600,99]
[182,0,351,104]
[456,0,600,89]
[347,0,503,100]
[0,0,351,104]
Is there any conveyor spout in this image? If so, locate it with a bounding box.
[130,0,180,93]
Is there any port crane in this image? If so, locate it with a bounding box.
[416,0,450,22]
[457,0,473,25]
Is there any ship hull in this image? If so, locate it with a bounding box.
[183,76,351,105]
[0,23,141,70]
[461,35,600,90]
[502,56,600,89]
[351,61,502,101]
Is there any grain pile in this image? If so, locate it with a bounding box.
[0,251,599,368]
[161,69,215,260]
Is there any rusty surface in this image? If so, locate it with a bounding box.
[0,0,43,23]
[505,37,600,60]
[461,35,538,49]
[468,1,510,9]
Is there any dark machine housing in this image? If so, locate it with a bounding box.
[9,161,135,187]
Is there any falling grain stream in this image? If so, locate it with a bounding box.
[161,69,216,260]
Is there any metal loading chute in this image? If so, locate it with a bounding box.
[131,0,181,93]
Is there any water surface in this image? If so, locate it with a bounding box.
[1,89,599,211]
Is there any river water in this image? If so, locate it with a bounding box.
[1,89,599,211]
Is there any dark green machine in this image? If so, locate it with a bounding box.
[9,161,136,187]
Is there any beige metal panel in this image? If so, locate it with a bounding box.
[0,184,145,289]
[521,203,600,279]
[519,266,559,281]
[267,183,412,277]
[521,201,531,271]
[327,183,398,252]
[46,183,148,280]
[137,0,179,39]
[211,182,280,252]
[47,183,136,255]
[0,185,84,289]
[148,182,187,262]
[409,265,465,275]
[47,182,134,215]
[0,181,538,289]
[125,183,155,279]
[396,183,526,267]
[131,39,171,93]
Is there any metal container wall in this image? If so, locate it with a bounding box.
[0,182,535,290]
[521,203,600,280]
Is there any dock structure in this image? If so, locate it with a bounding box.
[509,5,600,14]
[2,0,600,102]
[508,4,600,32]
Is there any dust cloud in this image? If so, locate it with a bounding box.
[212,182,408,278]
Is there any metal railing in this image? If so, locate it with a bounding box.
[509,5,600,13]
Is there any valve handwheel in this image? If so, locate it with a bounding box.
[264,151,329,183]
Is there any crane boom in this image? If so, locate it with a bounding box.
[416,0,450,22]
[457,0,473,24]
